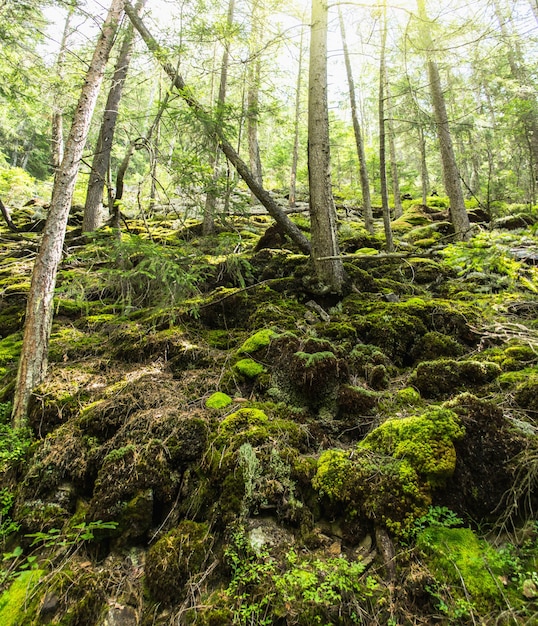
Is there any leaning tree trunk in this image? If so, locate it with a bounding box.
[378,2,395,252]
[338,7,374,233]
[12,0,125,428]
[83,0,146,232]
[308,0,345,293]
[124,1,311,255]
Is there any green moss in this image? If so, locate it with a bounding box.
[394,386,422,406]
[206,392,233,409]
[0,333,22,365]
[411,331,465,362]
[293,350,336,369]
[409,359,502,398]
[360,408,465,486]
[234,358,266,378]
[145,521,211,605]
[238,329,276,354]
[0,569,43,626]
[417,527,505,609]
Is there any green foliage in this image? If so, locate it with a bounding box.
[0,403,31,473]
[25,520,119,549]
[217,527,381,625]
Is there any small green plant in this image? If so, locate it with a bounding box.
[0,404,31,473]
[25,520,118,549]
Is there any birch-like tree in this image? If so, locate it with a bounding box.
[12,0,126,427]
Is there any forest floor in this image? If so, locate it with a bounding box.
[0,197,538,625]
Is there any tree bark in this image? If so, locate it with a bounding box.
[289,21,305,209]
[386,83,403,219]
[416,0,471,241]
[124,1,311,255]
[11,0,125,428]
[308,0,345,293]
[338,7,374,234]
[51,5,74,171]
[203,0,235,235]
[83,0,145,232]
[378,3,395,252]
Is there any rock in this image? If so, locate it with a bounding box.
[522,579,538,599]
[100,603,138,626]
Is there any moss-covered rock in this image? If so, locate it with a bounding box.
[410,331,466,362]
[205,391,233,409]
[145,521,211,605]
[238,329,277,355]
[233,357,266,378]
[409,359,501,398]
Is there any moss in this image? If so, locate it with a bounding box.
[234,358,266,378]
[313,448,431,535]
[514,380,538,413]
[360,408,465,487]
[206,392,233,410]
[238,329,276,354]
[337,384,379,416]
[391,205,432,233]
[0,569,44,626]
[0,333,22,366]
[145,521,211,605]
[410,331,465,362]
[394,386,422,406]
[409,359,502,398]
[417,527,505,609]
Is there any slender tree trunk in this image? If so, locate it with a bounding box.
[51,5,74,171]
[308,0,345,292]
[12,0,125,428]
[203,0,235,235]
[416,0,470,240]
[83,0,145,232]
[338,7,374,233]
[379,3,394,252]
[417,123,429,205]
[386,83,403,218]
[125,2,311,255]
[247,0,263,202]
[289,21,305,209]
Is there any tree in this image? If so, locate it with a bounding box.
[203,0,236,235]
[307,0,345,293]
[124,1,311,255]
[338,6,374,234]
[378,1,395,252]
[12,0,126,428]
[415,0,471,241]
[83,0,147,232]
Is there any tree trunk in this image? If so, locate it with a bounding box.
[416,0,471,241]
[83,0,145,232]
[417,123,429,205]
[289,21,305,209]
[51,5,73,171]
[203,0,235,235]
[338,7,374,234]
[11,0,125,428]
[378,3,395,252]
[308,0,345,293]
[386,83,403,218]
[427,59,470,239]
[246,0,263,203]
[124,1,311,255]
